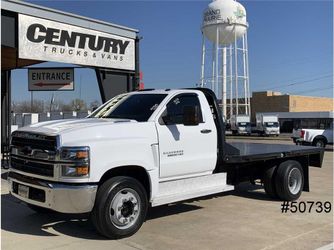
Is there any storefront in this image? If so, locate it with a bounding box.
[1,0,140,161]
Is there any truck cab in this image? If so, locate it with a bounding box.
[256,114,280,136]
[230,115,251,135]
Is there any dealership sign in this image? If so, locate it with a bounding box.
[28,68,74,91]
[19,14,135,70]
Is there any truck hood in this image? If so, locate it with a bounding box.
[18,118,136,136]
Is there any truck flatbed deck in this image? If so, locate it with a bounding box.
[224,142,324,165]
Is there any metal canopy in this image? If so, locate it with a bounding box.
[2,0,138,39]
[1,0,139,71]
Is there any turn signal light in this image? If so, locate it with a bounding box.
[76,166,89,175]
[76,151,89,159]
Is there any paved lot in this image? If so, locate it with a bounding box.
[1,139,333,250]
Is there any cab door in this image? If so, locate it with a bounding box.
[156,93,217,180]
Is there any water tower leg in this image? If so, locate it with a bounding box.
[215,27,219,96]
[242,34,248,115]
[222,47,227,118]
[234,32,239,115]
[212,43,216,92]
[200,33,206,88]
[245,32,251,117]
[229,44,233,119]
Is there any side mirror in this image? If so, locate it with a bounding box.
[183,106,199,126]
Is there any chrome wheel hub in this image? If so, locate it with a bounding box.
[109,188,140,229]
[288,168,302,195]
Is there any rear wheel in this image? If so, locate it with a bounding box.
[263,165,278,199]
[91,176,148,239]
[275,160,304,201]
[313,138,326,148]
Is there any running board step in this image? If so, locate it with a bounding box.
[151,173,234,207]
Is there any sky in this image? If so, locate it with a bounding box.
[11,0,333,105]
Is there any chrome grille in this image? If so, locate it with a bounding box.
[10,132,58,177]
[10,156,54,177]
[11,132,57,151]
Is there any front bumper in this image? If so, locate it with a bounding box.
[264,131,279,135]
[238,130,250,135]
[8,172,97,213]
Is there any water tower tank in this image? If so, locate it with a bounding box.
[202,0,248,45]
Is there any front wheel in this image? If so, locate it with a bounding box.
[275,160,304,201]
[91,176,148,239]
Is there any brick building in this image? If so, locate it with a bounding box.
[250,91,334,121]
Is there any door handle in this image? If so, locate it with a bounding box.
[201,129,212,134]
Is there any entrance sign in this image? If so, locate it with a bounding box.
[19,14,135,70]
[28,68,74,91]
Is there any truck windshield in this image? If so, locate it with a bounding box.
[88,93,128,118]
[265,122,279,128]
[90,94,167,122]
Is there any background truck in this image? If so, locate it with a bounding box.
[256,113,280,136]
[8,88,323,239]
[292,122,333,148]
[230,115,251,135]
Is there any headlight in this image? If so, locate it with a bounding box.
[60,147,89,161]
[60,147,90,177]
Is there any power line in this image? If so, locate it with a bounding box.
[255,71,332,88]
[271,75,333,90]
[254,74,333,91]
[292,85,333,95]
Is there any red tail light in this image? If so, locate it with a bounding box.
[300,130,305,138]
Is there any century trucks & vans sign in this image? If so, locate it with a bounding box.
[28,68,74,91]
[18,14,135,71]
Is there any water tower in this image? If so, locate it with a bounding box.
[199,0,251,120]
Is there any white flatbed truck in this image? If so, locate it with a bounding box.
[8,88,323,238]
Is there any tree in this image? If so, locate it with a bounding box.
[89,100,101,111]
[12,100,45,113]
[11,98,89,113]
[71,99,87,111]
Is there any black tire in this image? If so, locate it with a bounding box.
[263,165,278,199]
[312,138,326,148]
[275,160,304,201]
[91,176,148,239]
[27,204,54,213]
